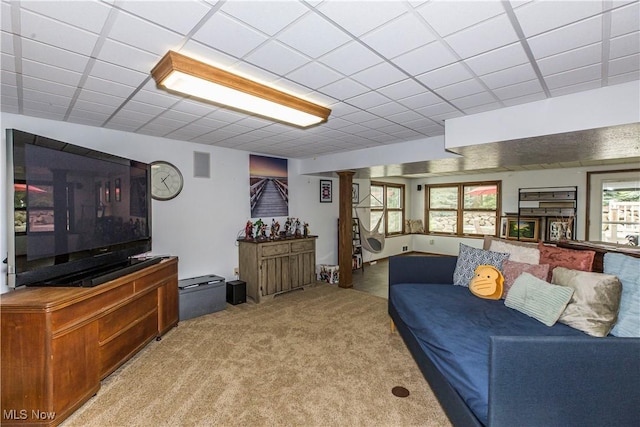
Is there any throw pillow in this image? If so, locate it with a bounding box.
[469,265,504,300]
[410,219,424,233]
[505,272,574,327]
[483,235,538,251]
[552,267,622,337]
[489,239,540,264]
[538,242,595,281]
[604,253,640,337]
[501,260,550,299]
[452,243,510,287]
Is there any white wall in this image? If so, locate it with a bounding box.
[1,113,340,294]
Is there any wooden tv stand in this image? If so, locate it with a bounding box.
[0,257,178,427]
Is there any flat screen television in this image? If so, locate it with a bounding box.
[6,129,154,288]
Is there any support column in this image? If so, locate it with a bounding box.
[337,171,354,288]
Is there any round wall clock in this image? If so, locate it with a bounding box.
[150,161,183,201]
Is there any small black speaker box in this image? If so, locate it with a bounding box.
[227,280,246,305]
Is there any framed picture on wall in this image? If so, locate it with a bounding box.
[547,219,573,241]
[320,180,332,203]
[506,218,539,242]
[352,183,359,204]
[499,216,509,238]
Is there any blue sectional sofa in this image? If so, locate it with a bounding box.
[388,255,640,427]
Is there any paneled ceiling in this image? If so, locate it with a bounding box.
[1,0,639,177]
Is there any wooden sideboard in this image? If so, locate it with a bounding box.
[238,237,317,303]
[0,257,178,427]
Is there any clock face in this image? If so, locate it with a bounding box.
[150,161,183,201]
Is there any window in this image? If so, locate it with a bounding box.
[587,170,640,245]
[425,182,501,236]
[370,182,405,236]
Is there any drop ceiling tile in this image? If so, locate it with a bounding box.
[22,88,70,108]
[110,108,156,124]
[67,111,109,127]
[503,90,547,107]
[1,33,13,58]
[397,91,442,109]
[22,75,76,98]
[180,40,239,69]
[609,31,640,59]
[73,98,119,115]
[537,42,602,75]
[608,69,640,84]
[108,11,184,56]
[77,88,126,108]
[245,41,309,75]
[417,62,474,89]
[345,91,391,109]
[545,63,601,89]
[21,39,90,73]
[414,102,457,117]
[386,109,425,124]
[416,0,504,37]
[316,1,407,37]
[19,9,99,56]
[435,78,486,99]
[2,2,12,33]
[464,42,529,76]
[21,59,82,87]
[117,100,165,117]
[340,110,379,123]
[131,88,179,109]
[171,99,217,117]
[493,78,543,100]
[22,102,66,120]
[277,13,351,59]
[444,14,518,59]
[97,39,159,74]
[351,62,406,89]
[361,13,436,59]
[528,15,602,59]
[193,12,268,58]
[1,52,14,72]
[514,0,602,37]
[21,0,111,34]
[549,78,601,96]
[610,1,640,37]
[318,41,382,76]
[377,78,427,99]
[91,59,148,87]
[392,41,458,75]
[319,78,369,100]
[481,63,538,89]
[463,102,502,115]
[221,1,308,36]
[609,53,640,75]
[286,62,342,89]
[115,0,211,35]
[450,91,496,110]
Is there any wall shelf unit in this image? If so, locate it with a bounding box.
[518,186,578,242]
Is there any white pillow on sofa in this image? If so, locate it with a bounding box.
[489,239,540,264]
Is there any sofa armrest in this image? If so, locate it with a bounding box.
[388,255,457,286]
[489,336,640,427]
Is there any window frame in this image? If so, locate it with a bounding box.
[425,181,501,237]
[370,181,405,236]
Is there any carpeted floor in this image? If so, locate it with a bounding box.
[63,283,451,427]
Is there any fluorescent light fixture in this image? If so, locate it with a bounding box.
[151,51,331,127]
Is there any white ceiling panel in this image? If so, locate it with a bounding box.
[1,0,638,176]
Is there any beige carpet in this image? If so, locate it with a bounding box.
[63,284,451,427]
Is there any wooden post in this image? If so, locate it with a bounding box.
[337,171,354,288]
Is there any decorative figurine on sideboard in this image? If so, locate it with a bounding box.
[271,219,280,240]
[254,218,267,240]
[303,222,310,238]
[294,218,302,238]
[244,220,254,240]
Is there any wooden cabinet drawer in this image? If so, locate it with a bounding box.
[52,283,133,333]
[99,290,157,342]
[291,240,313,253]
[99,309,157,378]
[134,263,177,293]
[261,243,290,257]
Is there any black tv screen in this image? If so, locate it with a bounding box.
[6,129,152,287]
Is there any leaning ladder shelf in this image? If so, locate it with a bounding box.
[518,186,578,242]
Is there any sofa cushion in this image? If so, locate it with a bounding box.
[453,243,510,287]
[552,267,622,337]
[538,242,595,280]
[505,273,574,327]
[501,259,550,298]
[486,237,540,264]
[604,253,640,337]
[389,283,585,426]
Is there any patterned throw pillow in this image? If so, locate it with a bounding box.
[489,239,540,264]
[604,253,640,337]
[453,243,510,287]
[501,260,550,299]
[505,273,574,327]
[538,242,595,281]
